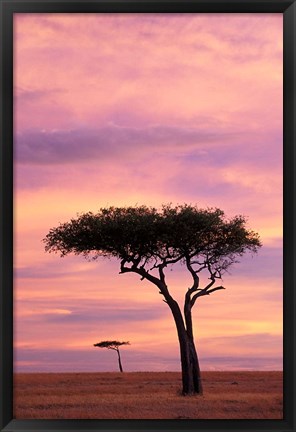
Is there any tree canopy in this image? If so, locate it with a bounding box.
[93,341,130,349]
[44,204,261,281]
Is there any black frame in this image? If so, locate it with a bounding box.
[0,0,295,431]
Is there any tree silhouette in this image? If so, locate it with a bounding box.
[93,340,130,372]
[44,204,261,395]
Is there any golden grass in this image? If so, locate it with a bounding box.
[14,371,283,419]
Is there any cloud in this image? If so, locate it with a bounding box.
[19,308,72,317]
[15,87,49,102]
[15,296,165,325]
[19,305,164,325]
[15,124,236,165]
[15,242,282,283]
[15,258,102,279]
[14,13,282,135]
[14,345,181,372]
[14,345,282,372]
[201,356,282,371]
[229,244,282,280]
[14,86,65,102]
[200,332,282,350]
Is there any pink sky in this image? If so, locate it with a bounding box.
[14,13,283,372]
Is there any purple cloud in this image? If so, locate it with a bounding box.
[14,87,66,103]
[15,240,283,288]
[14,344,282,373]
[15,124,236,165]
[17,304,164,325]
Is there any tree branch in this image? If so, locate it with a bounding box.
[158,264,166,283]
[120,263,162,287]
[148,252,184,283]
[190,285,225,307]
[203,278,216,291]
[119,258,175,305]
[206,286,226,295]
[184,256,200,314]
[185,255,200,291]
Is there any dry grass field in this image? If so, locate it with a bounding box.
[14,371,282,419]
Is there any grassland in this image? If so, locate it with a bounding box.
[14,371,282,419]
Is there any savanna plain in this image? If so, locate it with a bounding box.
[14,371,282,419]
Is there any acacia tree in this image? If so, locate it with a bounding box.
[44,204,261,395]
[93,340,130,372]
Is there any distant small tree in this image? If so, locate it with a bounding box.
[94,340,130,372]
[44,204,261,395]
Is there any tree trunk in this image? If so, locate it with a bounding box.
[184,301,203,395]
[188,337,203,394]
[116,349,123,372]
[167,297,202,395]
[178,332,202,395]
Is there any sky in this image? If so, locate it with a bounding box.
[14,13,283,373]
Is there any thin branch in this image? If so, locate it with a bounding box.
[191,285,225,308]
[203,278,216,291]
[207,286,226,295]
[120,259,128,274]
[185,255,200,291]
[163,254,185,266]
[141,256,150,269]
[121,264,162,287]
[158,264,166,283]
[195,263,208,273]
